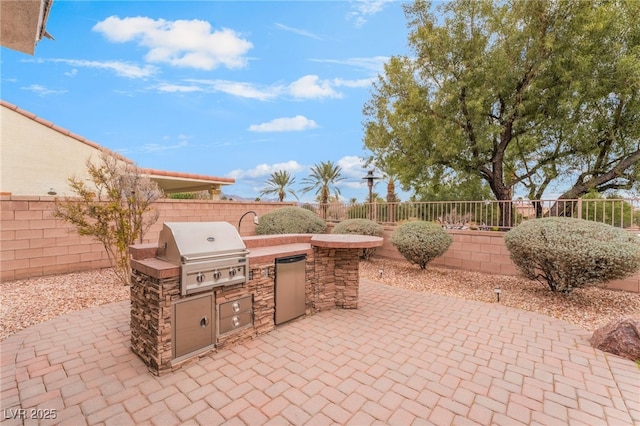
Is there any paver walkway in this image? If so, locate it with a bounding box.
[1,279,638,425]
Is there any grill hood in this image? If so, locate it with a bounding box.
[158,222,249,264]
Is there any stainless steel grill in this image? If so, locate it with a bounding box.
[157,222,249,295]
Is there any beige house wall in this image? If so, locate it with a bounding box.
[1,101,233,197]
[0,105,108,197]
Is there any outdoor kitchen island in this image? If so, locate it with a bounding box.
[129,229,383,376]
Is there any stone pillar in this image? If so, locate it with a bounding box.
[130,269,180,375]
[334,249,360,309]
[312,247,337,312]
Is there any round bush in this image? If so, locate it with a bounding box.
[332,219,384,260]
[390,221,452,269]
[255,206,327,235]
[504,217,640,293]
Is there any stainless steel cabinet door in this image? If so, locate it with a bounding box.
[174,294,215,358]
[275,257,306,325]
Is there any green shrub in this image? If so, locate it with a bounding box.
[332,219,384,260]
[390,221,452,269]
[504,217,640,293]
[255,206,327,235]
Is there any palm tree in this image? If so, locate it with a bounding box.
[301,161,344,218]
[385,175,398,203]
[260,170,298,202]
[384,173,399,223]
[301,161,344,203]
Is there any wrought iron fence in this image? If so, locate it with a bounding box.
[301,198,640,230]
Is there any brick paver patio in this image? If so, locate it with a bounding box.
[1,279,638,425]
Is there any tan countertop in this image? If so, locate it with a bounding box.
[130,233,383,278]
[310,234,384,249]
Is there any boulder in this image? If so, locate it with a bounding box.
[590,317,640,362]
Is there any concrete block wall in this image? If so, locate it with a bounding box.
[1,196,111,281]
[374,227,640,293]
[2,195,638,293]
[0,194,294,282]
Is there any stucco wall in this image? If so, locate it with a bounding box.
[0,105,106,197]
[0,195,294,281]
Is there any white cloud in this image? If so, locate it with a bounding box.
[248,115,318,132]
[139,139,189,153]
[337,156,369,180]
[156,74,365,101]
[93,16,253,70]
[289,75,342,99]
[156,83,203,93]
[76,60,157,78]
[311,56,389,73]
[348,0,395,27]
[274,23,324,40]
[186,79,283,101]
[48,58,158,79]
[21,84,67,96]
[118,135,191,154]
[333,77,374,88]
[227,160,305,180]
[334,156,385,192]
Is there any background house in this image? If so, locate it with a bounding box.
[0,100,234,198]
[0,0,54,55]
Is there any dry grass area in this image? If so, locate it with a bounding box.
[360,258,640,332]
[1,260,638,340]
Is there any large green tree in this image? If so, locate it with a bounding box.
[363,0,640,225]
[260,170,298,202]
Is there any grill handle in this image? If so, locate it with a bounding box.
[200,316,209,328]
[275,255,306,264]
[181,250,250,263]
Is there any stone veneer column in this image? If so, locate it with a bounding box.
[130,270,180,375]
[310,234,383,312]
[312,247,336,312]
[312,247,360,311]
[334,249,360,309]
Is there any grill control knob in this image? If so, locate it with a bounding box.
[213,270,221,280]
[232,316,241,327]
[232,302,241,313]
[196,272,205,283]
[229,268,237,277]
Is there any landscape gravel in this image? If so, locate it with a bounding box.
[1,259,638,340]
[0,269,129,340]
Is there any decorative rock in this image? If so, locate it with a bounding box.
[590,317,640,362]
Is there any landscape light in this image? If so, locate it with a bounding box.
[494,287,502,302]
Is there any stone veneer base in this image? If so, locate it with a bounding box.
[129,233,382,376]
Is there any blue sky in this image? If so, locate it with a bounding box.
[1,0,414,202]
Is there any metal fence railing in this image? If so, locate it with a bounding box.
[301,198,640,231]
